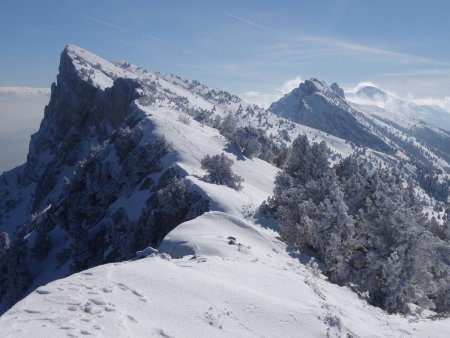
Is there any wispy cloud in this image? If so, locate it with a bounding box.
[220,11,278,34]
[75,13,164,44]
[381,68,450,77]
[345,81,382,94]
[75,13,123,30]
[311,37,450,66]
[242,76,302,107]
[220,11,449,67]
[0,87,51,95]
[410,96,450,111]
[141,34,164,43]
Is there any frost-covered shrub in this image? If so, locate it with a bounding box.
[233,127,262,158]
[201,153,243,191]
[219,123,288,167]
[219,113,237,140]
[178,113,191,125]
[135,176,209,248]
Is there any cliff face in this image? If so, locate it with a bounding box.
[26,47,141,200]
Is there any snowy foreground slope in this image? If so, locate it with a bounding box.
[0,45,449,337]
[2,212,450,338]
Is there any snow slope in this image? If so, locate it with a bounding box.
[2,211,449,337]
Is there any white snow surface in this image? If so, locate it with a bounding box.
[1,45,449,337]
[2,211,449,337]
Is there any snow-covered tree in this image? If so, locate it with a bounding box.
[233,127,262,158]
[264,135,450,314]
[201,153,243,191]
[219,113,237,141]
[285,135,329,185]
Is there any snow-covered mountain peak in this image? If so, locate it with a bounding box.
[283,78,342,102]
[298,78,329,95]
[61,44,140,90]
[354,85,390,99]
[0,45,449,337]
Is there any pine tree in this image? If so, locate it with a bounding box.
[201,153,243,190]
[219,113,237,141]
[233,127,262,158]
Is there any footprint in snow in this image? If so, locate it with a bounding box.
[157,329,175,338]
[102,286,113,293]
[204,307,223,329]
[116,282,147,302]
[23,309,41,314]
[189,255,207,263]
[132,289,143,297]
[127,315,138,323]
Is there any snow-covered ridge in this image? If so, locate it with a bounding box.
[0,45,449,337]
[272,77,450,179]
[64,44,140,89]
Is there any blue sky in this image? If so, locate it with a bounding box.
[1,0,449,106]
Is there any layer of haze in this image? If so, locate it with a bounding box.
[0,90,49,173]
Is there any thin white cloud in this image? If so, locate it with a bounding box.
[75,13,123,30]
[382,69,450,78]
[409,96,450,112]
[242,76,302,107]
[220,11,278,34]
[220,11,449,67]
[141,34,164,43]
[308,38,449,66]
[279,76,302,94]
[75,13,165,45]
[0,87,51,96]
[345,81,382,94]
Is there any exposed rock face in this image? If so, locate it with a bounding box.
[29,73,140,209]
[330,82,345,99]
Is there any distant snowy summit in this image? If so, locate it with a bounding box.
[347,84,450,132]
[269,78,390,150]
